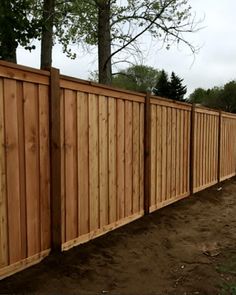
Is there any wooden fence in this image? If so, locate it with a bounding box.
[192,107,220,193]
[0,61,236,279]
[220,112,236,181]
[0,62,51,278]
[59,76,145,250]
[149,98,191,212]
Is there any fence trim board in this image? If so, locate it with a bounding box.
[0,249,50,280]
[149,192,190,213]
[62,211,144,251]
[150,98,191,111]
[0,64,49,85]
[193,180,218,194]
[60,79,145,103]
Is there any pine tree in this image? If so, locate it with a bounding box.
[169,72,187,101]
[153,70,170,98]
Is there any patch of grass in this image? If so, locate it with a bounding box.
[217,253,236,295]
[216,254,236,275]
[220,282,236,295]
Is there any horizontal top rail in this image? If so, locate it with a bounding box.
[195,106,220,116]
[60,76,146,103]
[0,60,50,85]
[150,96,192,111]
[221,111,236,119]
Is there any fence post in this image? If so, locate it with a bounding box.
[144,93,151,214]
[49,68,62,251]
[217,111,222,183]
[190,103,196,195]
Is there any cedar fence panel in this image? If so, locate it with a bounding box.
[193,107,219,193]
[149,98,191,212]
[0,62,51,279]
[1,60,236,279]
[220,112,236,181]
[60,77,145,251]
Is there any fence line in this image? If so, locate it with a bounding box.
[0,61,51,279]
[0,61,236,279]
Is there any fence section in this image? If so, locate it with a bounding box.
[59,77,145,250]
[0,62,51,279]
[220,112,236,181]
[193,107,219,193]
[149,98,191,212]
[1,61,236,279]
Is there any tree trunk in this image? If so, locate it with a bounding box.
[97,1,112,85]
[41,0,54,69]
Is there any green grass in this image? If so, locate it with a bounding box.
[217,253,236,295]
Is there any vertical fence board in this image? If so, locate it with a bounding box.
[108,98,117,223]
[124,101,133,217]
[24,82,41,257]
[0,79,8,267]
[64,90,78,241]
[132,103,140,214]
[16,82,27,260]
[77,92,89,235]
[156,106,162,204]
[98,96,109,227]
[88,94,99,231]
[117,100,125,219]
[150,106,156,208]
[139,103,144,212]
[4,79,22,264]
[175,109,180,197]
[161,107,167,201]
[166,108,172,199]
[39,85,50,251]
[171,108,176,198]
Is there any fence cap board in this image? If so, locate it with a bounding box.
[221,111,236,119]
[0,61,50,85]
[195,106,220,116]
[60,77,146,103]
[150,96,192,111]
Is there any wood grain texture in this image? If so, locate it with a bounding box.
[124,101,133,217]
[98,96,109,227]
[4,79,22,264]
[88,94,99,231]
[39,85,51,251]
[23,82,41,257]
[77,92,89,235]
[64,90,78,241]
[0,79,8,267]
[108,98,117,223]
[117,100,125,219]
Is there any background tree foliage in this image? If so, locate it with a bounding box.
[58,0,201,84]
[153,70,187,101]
[0,0,201,86]
[0,0,41,63]
[112,65,161,93]
[188,81,236,113]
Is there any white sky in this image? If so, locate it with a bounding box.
[17,0,236,96]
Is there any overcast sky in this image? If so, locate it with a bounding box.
[17,0,236,97]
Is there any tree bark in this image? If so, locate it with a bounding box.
[97,1,112,85]
[41,0,54,69]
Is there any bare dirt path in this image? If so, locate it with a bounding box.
[1,179,236,295]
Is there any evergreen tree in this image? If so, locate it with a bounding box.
[169,72,187,101]
[153,70,170,98]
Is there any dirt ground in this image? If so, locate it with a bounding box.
[1,179,236,295]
